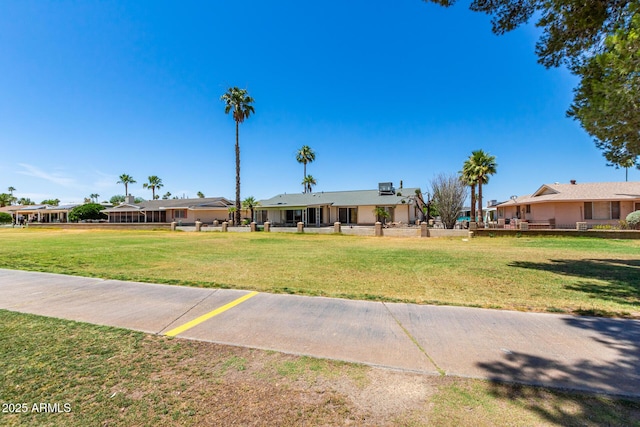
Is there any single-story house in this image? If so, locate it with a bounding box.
[255,183,420,226]
[7,203,82,223]
[496,181,640,228]
[104,196,233,224]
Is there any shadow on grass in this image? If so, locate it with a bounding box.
[509,259,640,314]
[477,316,640,425]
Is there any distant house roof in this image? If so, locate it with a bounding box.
[498,182,640,206]
[258,188,419,209]
[103,197,233,213]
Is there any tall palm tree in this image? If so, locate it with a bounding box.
[8,186,15,196]
[117,174,136,196]
[143,176,163,200]
[468,150,497,225]
[296,145,316,193]
[221,87,255,226]
[302,175,317,194]
[460,160,478,223]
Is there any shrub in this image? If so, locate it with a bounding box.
[68,203,107,222]
[0,212,12,224]
[626,211,640,230]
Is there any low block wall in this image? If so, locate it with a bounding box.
[26,223,172,230]
[474,229,640,239]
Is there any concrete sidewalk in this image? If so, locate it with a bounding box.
[1,268,638,397]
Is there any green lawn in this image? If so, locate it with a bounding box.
[0,228,639,317]
[2,310,639,426]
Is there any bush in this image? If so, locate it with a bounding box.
[626,211,640,230]
[0,212,12,224]
[68,203,107,222]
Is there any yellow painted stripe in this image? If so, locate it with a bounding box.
[165,291,259,337]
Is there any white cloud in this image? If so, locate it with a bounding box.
[17,163,77,188]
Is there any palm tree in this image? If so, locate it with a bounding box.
[197,191,205,198]
[468,150,497,225]
[221,87,255,226]
[117,174,136,196]
[460,160,478,223]
[8,186,15,196]
[143,176,163,200]
[242,196,260,222]
[162,192,172,200]
[296,145,316,193]
[302,175,317,193]
[90,193,100,203]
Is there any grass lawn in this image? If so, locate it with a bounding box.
[2,310,639,426]
[0,228,638,317]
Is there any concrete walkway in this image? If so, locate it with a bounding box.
[1,268,638,398]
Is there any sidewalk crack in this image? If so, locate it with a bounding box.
[382,302,445,376]
[156,289,218,335]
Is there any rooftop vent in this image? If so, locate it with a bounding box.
[378,182,395,195]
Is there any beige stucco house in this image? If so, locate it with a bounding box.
[497,181,640,228]
[7,203,82,223]
[256,183,420,226]
[104,196,233,224]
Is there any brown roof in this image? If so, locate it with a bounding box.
[498,181,640,206]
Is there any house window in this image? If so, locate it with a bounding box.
[285,209,302,224]
[338,208,357,224]
[174,210,187,219]
[584,202,620,220]
[525,205,531,214]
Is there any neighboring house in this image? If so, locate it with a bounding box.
[7,204,82,223]
[256,183,420,226]
[496,181,640,228]
[104,196,233,224]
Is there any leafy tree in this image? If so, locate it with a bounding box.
[41,199,60,206]
[0,212,12,224]
[242,196,260,221]
[68,203,107,222]
[110,195,125,204]
[162,192,172,200]
[430,172,468,229]
[18,198,34,205]
[296,145,316,193]
[117,174,136,196]
[143,176,163,200]
[568,14,640,164]
[197,191,205,198]
[425,0,639,162]
[0,193,12,207]
[221,87,255,226]
[134,197,145,203]
[302,175,317,193]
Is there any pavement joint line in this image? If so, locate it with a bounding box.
[164,291,259,337]
[155,289,219,334]
[382,302,446,376]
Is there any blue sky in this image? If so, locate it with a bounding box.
[1,1,635,205]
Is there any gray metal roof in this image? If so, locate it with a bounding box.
[257,188,420,209]
[104,197,233,213]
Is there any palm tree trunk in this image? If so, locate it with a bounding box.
[477,180,483,225]
[303,162,307,193]
[235,120,241,226]
[470,184,476,222]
